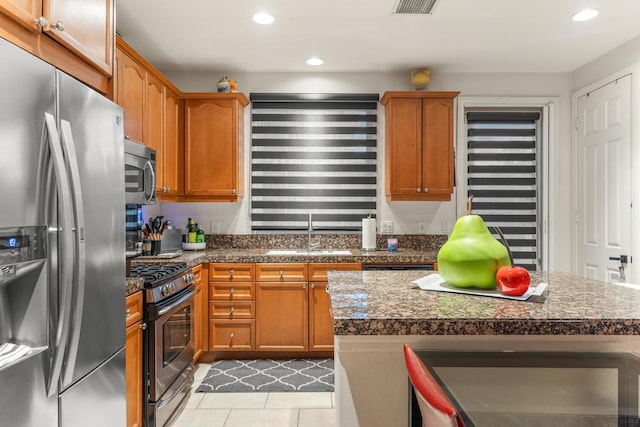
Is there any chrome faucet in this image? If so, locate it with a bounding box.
[307,213,321,252]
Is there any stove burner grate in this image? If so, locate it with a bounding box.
[129,263,187,286]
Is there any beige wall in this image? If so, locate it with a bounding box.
[160,70,573,270]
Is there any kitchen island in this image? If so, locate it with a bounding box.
[328,270,640,427]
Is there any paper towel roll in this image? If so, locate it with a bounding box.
[362,218,377,250]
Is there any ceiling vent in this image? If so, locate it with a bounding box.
[393,0,439,14]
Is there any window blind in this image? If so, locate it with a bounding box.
[250,93,378,232]
[466,111,541,270]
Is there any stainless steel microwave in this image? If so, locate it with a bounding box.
[124,137,156,204]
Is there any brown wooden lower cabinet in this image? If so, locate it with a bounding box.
[256,281,309,351]
[192,263,208,362]
[125,291,143,427]
[207,262,360,355]
[210,319,254,351]
[308,263,361,352]
[208,263,255,352]
[309,282,334,351]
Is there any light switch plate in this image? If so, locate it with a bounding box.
[381,221,393,234]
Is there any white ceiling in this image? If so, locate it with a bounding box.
[116,0,640,74]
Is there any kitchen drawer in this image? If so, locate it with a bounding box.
[256,263,308,282]
[309,263,361,282]
[210,301,255,319]
[209,282,255,300]
[209,263,255,282]
[125,291,143,328]
[209,319,254,351]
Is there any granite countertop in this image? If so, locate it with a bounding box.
[126,277,144,296]
[130,248,437,267]
[125,248,436,296]
[327,270,640,336]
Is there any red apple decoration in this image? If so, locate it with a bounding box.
[493,227,531,296]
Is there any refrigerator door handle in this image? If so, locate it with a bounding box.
[43,113,75,397]
[59,119,87,386]
[144,159,156,203]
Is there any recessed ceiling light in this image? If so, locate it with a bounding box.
[571,9,599,22]
[252,12,274,25]
[305,57,324,66]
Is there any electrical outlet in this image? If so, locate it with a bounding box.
[441,221,449,233]
[418,222,426,234]
[210,221,219,234]
[381,221,393,234]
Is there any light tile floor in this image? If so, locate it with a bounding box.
[172,364,337,427]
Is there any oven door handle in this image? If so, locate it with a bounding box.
[158,289,195,316]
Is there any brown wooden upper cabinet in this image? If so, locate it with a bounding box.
[0,0,114,75]
[183,94,248,202]
[380,91,459,201]
[114,38,182,200]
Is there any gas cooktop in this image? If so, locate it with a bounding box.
[129,263,187,287]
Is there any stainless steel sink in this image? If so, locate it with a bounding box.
[265,249,352,256]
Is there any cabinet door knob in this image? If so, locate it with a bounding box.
[126,309,131,315]
[229,287,234,295]
[416,188,421,192]
[34,16,48,27]
[310,283,315,288]
[139,323,147,330]
[229,306,234,314]
[54,21,64,31]
[424,188,429,192]
[279,269,284,278]
[167,187,171,192]
[229,333,235,339]
[231,189,236,194]
[302,283,306,289]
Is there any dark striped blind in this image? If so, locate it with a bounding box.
[250,93,378,231]
[466,111,541,271]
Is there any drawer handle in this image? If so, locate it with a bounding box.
[229,269,235,275]
[230,307,234,314]
[280,269,284,278]
[229,287,234,295]
[229,333,235,339]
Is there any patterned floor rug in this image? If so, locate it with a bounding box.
[195,359,334,393]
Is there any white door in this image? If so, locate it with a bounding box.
[576,74,632,282]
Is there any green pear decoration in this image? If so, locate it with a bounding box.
[437,198,511,289]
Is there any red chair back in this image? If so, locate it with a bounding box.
[403,344,465,427]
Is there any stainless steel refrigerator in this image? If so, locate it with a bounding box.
[0,37,126,426]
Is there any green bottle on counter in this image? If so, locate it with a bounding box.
[196,224,205,243]
[187,218,197,243]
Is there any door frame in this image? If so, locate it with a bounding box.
[571,65,640,280]
[455,96,557,271]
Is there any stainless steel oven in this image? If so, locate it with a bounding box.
[130,263,195,427]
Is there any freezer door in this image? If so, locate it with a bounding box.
[59,347,126,427]
[0,38,58,427]
[56,71,126,391]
